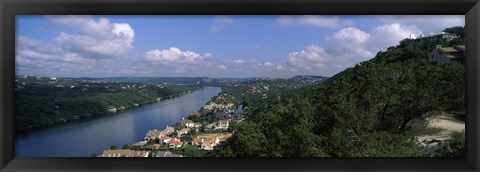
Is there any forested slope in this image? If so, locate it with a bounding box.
[210,27,465,157]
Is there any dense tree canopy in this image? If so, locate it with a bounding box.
[211,28,465,157]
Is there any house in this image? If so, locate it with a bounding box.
[144,129,164,140]
[133,150,150,157]
[262,94,268,99]
[155,150,183,157]
[401,32,458,45]
[168,138,183,148]
[226,102,235,108]
[160,135,171,143]
[132,141,147,148]
[201,137,220,151]
[155,151,171,157]
[215,119,231,131]
[163,126,175,135]
[179,118,194,128]
[191,111,201,117]
[108,107,117,112]
[429,45,465,65]
[178,128,190,136]
[100,150,149,157]
[192,137,204,146]
[146,144,161,150]
[193,122,202,128]
[165,154,183,157]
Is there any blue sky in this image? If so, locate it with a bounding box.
[16,15,464,78]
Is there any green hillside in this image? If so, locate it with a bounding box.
[209,27,465,157]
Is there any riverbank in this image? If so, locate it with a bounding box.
[96,88,245,157]
[15,83,202,134]
[16,86,221,157]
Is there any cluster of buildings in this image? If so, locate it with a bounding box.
[99,149,184,157]
[142,118,224,151]
[407,32,458,42]
[400,32,465,66]
[99,92,244,158]
[99,149,150,157]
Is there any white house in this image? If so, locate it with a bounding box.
[179,118,194,128]
[201,137,220,151]
[215,119,231,131]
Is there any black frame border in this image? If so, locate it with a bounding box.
[1,0,479,172]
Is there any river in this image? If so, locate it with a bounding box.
[15,86,221,157]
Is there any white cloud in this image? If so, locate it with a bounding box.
[17,16,136,76]
[233,59,245,64]
[284,23,426,76]
[285,45,332,73]
[16,36,95,65]
[374,15,464,35]
[52,18,135,59]
[143,47,209,64]
[263,62,274,67]
[369,23,422,50]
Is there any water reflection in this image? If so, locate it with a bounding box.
[16,86,221,157]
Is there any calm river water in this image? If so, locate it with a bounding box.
[16,86,221,157]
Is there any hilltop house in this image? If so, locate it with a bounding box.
[429,45,465,65]
[401,32,458,45]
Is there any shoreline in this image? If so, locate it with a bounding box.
[15,87,203,135]
[95,87,244,157]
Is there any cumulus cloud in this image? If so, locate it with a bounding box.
[233,59,245,64]
[143,47,211,64]
[284,23,425,76]
[285,45,333,74]
[16,36,98,77]
[326,27,372,60]
[16,36,95,65]
[374,15,464,35]
[369,23,422,50]
[16,16,136,76]
[48,16,135,59]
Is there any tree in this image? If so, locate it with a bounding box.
[90,153,98,157]
[122,144,130,149]
[182,144,206,157]
[443,26,465,38]
[189,128,197,136]
[110,145,117,150]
